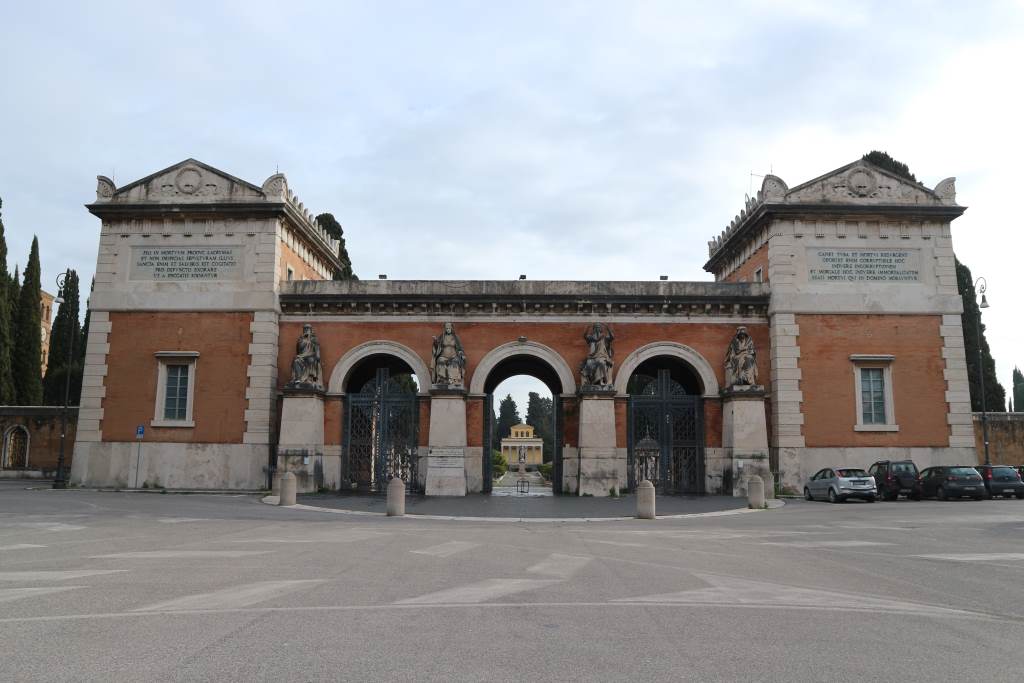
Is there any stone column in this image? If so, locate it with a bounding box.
[277,387,325,494]
[722,386,771,498]
[425,389,467,496]
[576,389,619,496]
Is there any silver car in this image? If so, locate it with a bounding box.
[804,467,877,503]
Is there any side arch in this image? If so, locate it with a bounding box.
[2,425,30,469]
[327,340,431,395]
[614,342,720,397]
[469,340,577,396]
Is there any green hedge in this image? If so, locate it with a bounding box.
[492,451,508,479]
[538,463,553,480]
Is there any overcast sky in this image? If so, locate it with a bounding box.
[1,1,1022,407]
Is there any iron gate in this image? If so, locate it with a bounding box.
[627,369,704,494]
[343,368,420,493]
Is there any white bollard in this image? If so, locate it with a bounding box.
[747,475,766,509]
[279,471,297,506]
[387,477,406,517]
[636,479,656,519]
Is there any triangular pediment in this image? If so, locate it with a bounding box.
[783,159,948,206]
[97,159,266,203]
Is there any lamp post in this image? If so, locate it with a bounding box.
[973,277,991,466]
[52,270,74,490]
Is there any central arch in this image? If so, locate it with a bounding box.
[614,342,719,398]
[469,341,576,396]
[328,340,430,395]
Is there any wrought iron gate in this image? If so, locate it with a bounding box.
[343,368,420,493]
[627,369,704,494]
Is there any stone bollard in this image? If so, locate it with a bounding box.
[636,479,656,519]
[279,471,297,506]
[761,471,775,500]
[747,475,765,509]
[387,477,406,517]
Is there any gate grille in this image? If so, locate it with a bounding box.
[627,369,704,494]
[343,369,420,493]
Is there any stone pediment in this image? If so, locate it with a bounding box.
[783,160,953,206]
[95,159,268,203]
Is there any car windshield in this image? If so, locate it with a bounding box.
[950,467,980,476]
[836,469,868,478]
[892,463,916,474]
[992,467,1018,476]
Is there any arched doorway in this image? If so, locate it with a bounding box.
[2,426,29,469]
[625,356,705,494]
[472,342,574,495]
[341,353,421,493]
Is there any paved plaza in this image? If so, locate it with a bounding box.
[2,482,1024,681]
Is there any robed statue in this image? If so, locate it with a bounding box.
[580,322,615,390]
[431,322,466,388]
[288,323,324,390]
[725,326,759,388]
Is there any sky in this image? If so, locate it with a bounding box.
[1,1,1022,405]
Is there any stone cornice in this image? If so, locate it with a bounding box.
[702,202,967,274]
[279,280,770,319]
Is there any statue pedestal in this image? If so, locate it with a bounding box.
[425,390,467,496]
[576,389,619,496]
[722,385,771,498]
[277,387,326,494]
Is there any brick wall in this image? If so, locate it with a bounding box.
[974,413,1024,464]
[1,407,78,473]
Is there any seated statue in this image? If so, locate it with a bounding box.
[725,326,759,388]
[288,323,323,390]
[431,322,466,388]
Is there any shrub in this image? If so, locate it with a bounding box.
[492,451,508,479]
[538,463,553,480]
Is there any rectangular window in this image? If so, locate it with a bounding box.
[754,267,763,283]
[851,355,897,432]
[860,367,885,424]
[153,352,198,427]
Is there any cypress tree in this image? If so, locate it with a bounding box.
[12,237,42,405]
[9,265,19,321]
[525,391,555,463]
[315,212,356,280]
[495,394,521,443]
[956,257,1006,412]
[43,270,82,406]
[862,151,918,182]
[0,199,14,403]
[79,276,94,363]
[1013,367,1024,413]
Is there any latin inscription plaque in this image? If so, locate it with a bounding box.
[130,246,243,281]
[808,248,921,283]
[428,447,464,468]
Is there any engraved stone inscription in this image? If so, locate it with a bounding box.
[130,246,243,281]
[808,248,921,283]
[428,447,464,468]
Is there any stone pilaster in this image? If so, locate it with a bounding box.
[722,386,770,497]
[576,391,619,496]
[277,388,325,493]
[941,314,974,448]
[243,311,279,445]
[425,391,467,496]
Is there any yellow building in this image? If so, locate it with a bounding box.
[40,290,55,373]
[500,423,543,468]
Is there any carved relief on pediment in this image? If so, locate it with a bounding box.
[119,163,264,202]
[788,166,936,205]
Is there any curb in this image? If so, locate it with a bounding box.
[261,495,785,522]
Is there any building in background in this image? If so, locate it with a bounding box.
[40,289,54,373]
[500,423,544,469]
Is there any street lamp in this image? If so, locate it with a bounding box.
[52,270,74,489]
[974,277,991,466]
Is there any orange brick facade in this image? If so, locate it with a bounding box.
[797,314,948,448]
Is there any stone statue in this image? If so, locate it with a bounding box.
[580,323,615,390]
[431,322,466,388]
[725,326,759,388]
[287,323,323,390]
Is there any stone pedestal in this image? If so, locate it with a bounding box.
[425,390,467,496]
[576,390,619,496]
[277,388,325,494]
[722,386,771,498]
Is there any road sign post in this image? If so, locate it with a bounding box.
[134,425,145,489]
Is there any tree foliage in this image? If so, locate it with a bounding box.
[956,257,1006,412]
[862,151,917,182]
[1013,367,1024,414]
[12,237,42,404]
[0,198,14,403]
[494,394,521,444]
[525,391,555,463]
[315,212,356,280]
[43,270,83,406]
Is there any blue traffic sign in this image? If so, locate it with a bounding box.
[136,424,145,440]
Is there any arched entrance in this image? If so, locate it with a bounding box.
[340,353,421,493]
[624,356,706,494]
[472,342,574,495]
[2,426,29,469]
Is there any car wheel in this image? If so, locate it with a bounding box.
[974,495,984,501]
[909,492,921,501]
[866,496,876,503]
[884,491,898,502]
[804,488,813,501]
[1017,492,1024,500]
[828,488,839,504]
[937,486,948,501]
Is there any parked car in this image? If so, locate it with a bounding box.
[914,466,985,500]
[975,464,1024,499]
[868,460,919,501]
[804,467,877,503]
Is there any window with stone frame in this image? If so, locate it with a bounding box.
[851,355,898,432]
[153,352,198,427]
